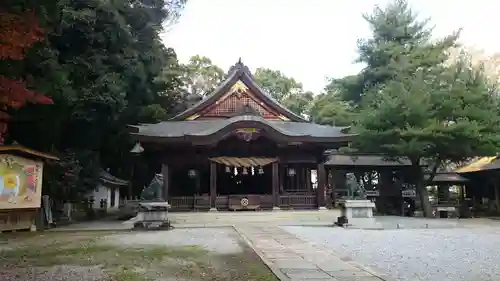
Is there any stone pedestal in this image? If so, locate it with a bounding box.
[341,200,375,219]
[134,202,171,229]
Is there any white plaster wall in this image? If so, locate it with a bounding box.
[92,184,109,209]
[91,184,121,211]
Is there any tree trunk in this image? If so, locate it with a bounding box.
[416,176,433,217]
[410,160,434,218]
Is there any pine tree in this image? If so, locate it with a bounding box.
[354,1,500,217]
[334,0,458,105]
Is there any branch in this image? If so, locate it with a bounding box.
[425,157,442,184]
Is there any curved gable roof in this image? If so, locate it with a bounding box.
[171,59,307,122]
[130,115,355,144]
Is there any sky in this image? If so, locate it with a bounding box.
[162,0,500,93]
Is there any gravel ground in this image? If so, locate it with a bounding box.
[104,227,243,254]
[283,225,500,281]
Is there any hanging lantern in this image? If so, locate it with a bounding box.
[225,166,231,173]
[242,167,248,175]
[251,166,255,176]
[287,167,296,177]
[234,167,238,176]
[258,166,264,175]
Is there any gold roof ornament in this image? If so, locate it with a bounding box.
[186,113,200,120]
[231,80,248,93]
[278,114,290,121]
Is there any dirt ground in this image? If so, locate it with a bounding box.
[0,230,278,281]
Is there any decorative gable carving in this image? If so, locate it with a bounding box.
[199,80,282,120]
[175,59,304,122]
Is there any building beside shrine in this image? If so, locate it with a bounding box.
[129,60,355,211]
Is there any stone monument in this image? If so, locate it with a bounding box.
[336,173,376,227]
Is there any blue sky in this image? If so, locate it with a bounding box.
[162,0,500,93]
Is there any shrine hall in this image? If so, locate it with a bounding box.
[129,60,355,211]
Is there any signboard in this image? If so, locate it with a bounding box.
[402,189,416,198]
[436,206,456,212]
[365,190,380,197]
[0,154,43,209]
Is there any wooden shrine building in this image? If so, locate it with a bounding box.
[129,60,355,211]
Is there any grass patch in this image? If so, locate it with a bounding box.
[0,231,278,281]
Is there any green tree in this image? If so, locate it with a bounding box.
[8,0,188,201]
[180,55,224,97]
[309,0,469,216]
[253,67,313,116]
[355,58,500,217]
[281,91,313,117]
[309,92,354,126]
[326,0,457,106]
[324,75,364,107]
[253,68,303,102]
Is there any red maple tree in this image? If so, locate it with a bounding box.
[0,9,53,144]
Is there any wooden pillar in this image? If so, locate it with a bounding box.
[279,164,286,193]
[493,180,500,212]
[317,163,326,210]
[209,161,217,211]
[272,161,280,210]
[161,164,170,202]
[330,169,337,207]
[306,167,312,191]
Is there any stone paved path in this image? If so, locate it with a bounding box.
[235,225,389,281]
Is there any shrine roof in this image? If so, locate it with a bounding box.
[425,172,468,183]
[129,115,354,143]
[0,145,59,161]
[171,59,307,122]
[100,169,128,186]
[324,154,413,167]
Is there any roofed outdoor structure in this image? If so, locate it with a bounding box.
[324,154,412,167]
[130,59,355,211]
[0,145,59,161]
[455,157,498,174]
[100,169,128,186]
[426,172,468,183]
[454,156,500,213]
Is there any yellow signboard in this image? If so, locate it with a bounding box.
[0,154,43,210]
